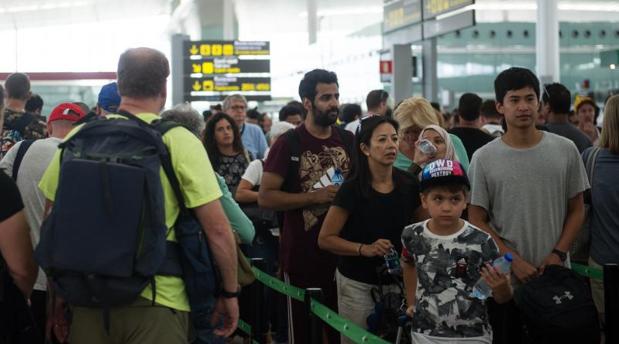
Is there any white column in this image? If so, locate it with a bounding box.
[307,0,318,44]
[223,0,235,40]
[536,0,560,83]
[393,44,413,103]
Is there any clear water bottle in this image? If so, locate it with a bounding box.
[332,168,344,186]
[470,253,513,300]
[418,139,437,156]
[384,248,401,275]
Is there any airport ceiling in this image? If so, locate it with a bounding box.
[0,0,618,32]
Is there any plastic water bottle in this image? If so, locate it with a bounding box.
[418,139,437,156]
[384,248,401,275]
[470,253,513,300]
[332,168,344,186]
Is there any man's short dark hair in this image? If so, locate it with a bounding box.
[25,94,44,113]
[366,89,388,110]
[543,83,571,114]
[340,103,362,123]
[480,100,500,119]
[117,48,170,99]
[494,67,540,103]
[5,73,31,100]
[279,103,304,122]
[298,69,338,103]
[247,108,261,120]
[458,93,483,121]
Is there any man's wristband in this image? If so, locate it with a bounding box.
[551,248,567,262]
[358,244,364,256]
[220,288,241,298]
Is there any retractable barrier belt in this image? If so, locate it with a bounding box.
[241,264,603,344]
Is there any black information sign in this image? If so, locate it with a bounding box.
[383,0,422,33]
[182,40,271,102]
[422,0,474,19]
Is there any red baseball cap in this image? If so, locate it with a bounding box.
[48,103,86,123]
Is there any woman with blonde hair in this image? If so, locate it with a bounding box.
[584,94,619,323]
[393,96,469,172]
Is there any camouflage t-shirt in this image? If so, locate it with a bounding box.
[401,220,499,342]
[0,108,47,159]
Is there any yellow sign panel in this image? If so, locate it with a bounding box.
[202,80,214,91]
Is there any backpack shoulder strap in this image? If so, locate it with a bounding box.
[333,125,354,157]
[585,146,601,184]
[583,146,601,205]
[11,139,36,181]
[153,119,188,212]
[282,129,301,192]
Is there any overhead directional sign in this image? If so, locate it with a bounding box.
[182,40,271,102]
[383,0,422,33]
[422,0,474,19]
[422,9,475,39]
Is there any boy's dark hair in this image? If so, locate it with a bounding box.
[458,93,483,121]
[494,67,540,103]
[480,100,500,119]
[543,83,571,114]
[25,94,44,113]
[5,73,31,100]
[298,69,338,103]
[366,89,388,110]
[430,102,441,112]
[340,103,362,124]
[117,48,169,99]
[279,103,304,122]
[421,182,469,195]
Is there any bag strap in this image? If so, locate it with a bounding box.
[152,119,189,213]
[583,147,601,205]
[11,139,35,181]
[585,146,601,184]
[282,129,301,192]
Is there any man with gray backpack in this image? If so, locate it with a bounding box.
[36,47,239,344]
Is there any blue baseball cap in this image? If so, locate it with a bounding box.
[420,159,470,191]
[97,82,120,113]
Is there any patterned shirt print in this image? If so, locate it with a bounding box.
[299,145,349,230]
[216,152,251,193]
[1,108,47,159]
[401,220,499,340]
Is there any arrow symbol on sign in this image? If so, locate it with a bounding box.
[192,81,201,91]
[190,45,198,55]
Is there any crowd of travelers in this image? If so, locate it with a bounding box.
[0,46,617,344]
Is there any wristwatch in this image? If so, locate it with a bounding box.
[220,288,241,298]
[551,249,567,262]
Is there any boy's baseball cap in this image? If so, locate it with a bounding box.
[97,82,121,113]
[420,159,470,191]
[47,103,86,123]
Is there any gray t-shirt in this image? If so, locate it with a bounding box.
[584,147,619,264]
[546,122,592,153]
[0,137,61,291]
[469,132,589,267]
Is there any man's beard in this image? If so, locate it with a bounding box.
[312,103,339,127]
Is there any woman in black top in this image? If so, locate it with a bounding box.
[0,170,37,297]
[203,112,252,193]
[318,116,425,340]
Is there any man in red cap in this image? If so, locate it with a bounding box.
[0,102,85,342]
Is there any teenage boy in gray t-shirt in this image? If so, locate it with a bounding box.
[468,67,589,344]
